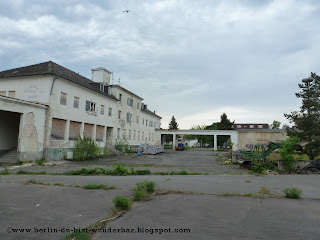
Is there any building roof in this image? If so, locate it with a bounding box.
[236,129,286,132]
[141,108,162,119]
[234,123,269,125]
[0,61,118,101]
[110,84,144,100]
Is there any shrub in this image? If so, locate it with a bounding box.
[283,187,303,199]
[136,180,155,193]
[114,139,131,153]
[112,196,131,210]
[73,136,100,161]
[279,137,300,171]
[113,164,128,176]
[251,161,276,174]
[0,167,10,175]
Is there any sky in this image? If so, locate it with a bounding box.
[1,0,319,129]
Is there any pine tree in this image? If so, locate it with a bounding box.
[284,73,320,160]
[168,116,179,130]
[217,113,234,130]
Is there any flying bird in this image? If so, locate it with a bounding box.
[123,10,130,13]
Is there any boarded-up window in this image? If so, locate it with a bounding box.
[0,91,6,96]
[96,125,104,141]
[60,92,67,105]
[108,107,112,116]
[51,118,66,140]
[84,123,93,138]
[101,105,104,115]
[134,130,136,140]
[74,97,79,109]
[129,130,131,140]
[69,121,81,140]
[142,132,144,141]
[8,91,15,98]
[138,131,140,141]
[117,128,120,139]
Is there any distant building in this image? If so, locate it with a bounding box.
[233,123,269,130]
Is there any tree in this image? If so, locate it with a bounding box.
[271,120,281,129]
[217,113,234,146]
[279,137,300,171]
[284,73,320,160]
[168,116,179,130]
[217,113,234,130]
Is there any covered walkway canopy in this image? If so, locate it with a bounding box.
[156,129,238,151]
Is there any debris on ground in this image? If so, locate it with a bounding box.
[297,159,320,174]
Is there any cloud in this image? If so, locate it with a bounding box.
[0,0,319,129]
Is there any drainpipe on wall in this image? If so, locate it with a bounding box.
[50,76,59,95]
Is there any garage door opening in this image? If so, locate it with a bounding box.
[0,110,21,163]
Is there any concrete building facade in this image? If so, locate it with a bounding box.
[0,61,161,162]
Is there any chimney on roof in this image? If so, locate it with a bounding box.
[92,67,111,85]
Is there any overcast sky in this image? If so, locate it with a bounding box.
[1,0,319,129]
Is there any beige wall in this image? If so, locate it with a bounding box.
[238,130,288,150]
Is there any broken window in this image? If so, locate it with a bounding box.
[85,100,96,112]
[51,118,66,140]
[60,92,67,105]
[127,98,133,106]
[69,121,81,140]
[74,97,79,109]
[126,113,132,122]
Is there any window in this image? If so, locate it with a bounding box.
[69,121,81,140]
[138,131,140,141]
[137,102,140,109]
[150,121,153,127]
[60,92,67,105]
[258,125,263,129]
[100,83,105,92]
[127,113,132,122]
[85,100,96,112]
[129,130,131,140]
[146,119,148,126]
[134,130,136,140]
[142,132,144,141]
[237,125,241,128]
[51,118,66,140]
[8,91,15,98]
[149,133,151,141]
[127,98,133,106]
[123,129,126,139]
[250,125,254,129]
[0,91,6,96]
[118,110,121,119]
[74,97,79,109]
[101,105,104,115]
[108,107,112,116]
[137,116,139,124]
[117,128,120,139]
[152,133,154,141]
[119,93,122,102]
[142,118,144,125]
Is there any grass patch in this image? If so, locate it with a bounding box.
[134,169,151,175]
[245,180,251,183]
[0,167,10,175]
[61,231,90,240]
[35,159,45,166]
[259,186,271,195]
[82,184,116,190]
[132,180,156,201]
[283,187,303,199]
[112,196,131,210]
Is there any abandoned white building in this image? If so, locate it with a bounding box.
[0,61,161,162]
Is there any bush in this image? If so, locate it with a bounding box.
[283,187,303,199]
[113,164,128,176]
[279,137,300,171]
[73,136,100,161]
[251,161,276,174]
[0,167,10,175]
[136,180,156,193]
[115,139,131,153]
[112,196,131,210]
